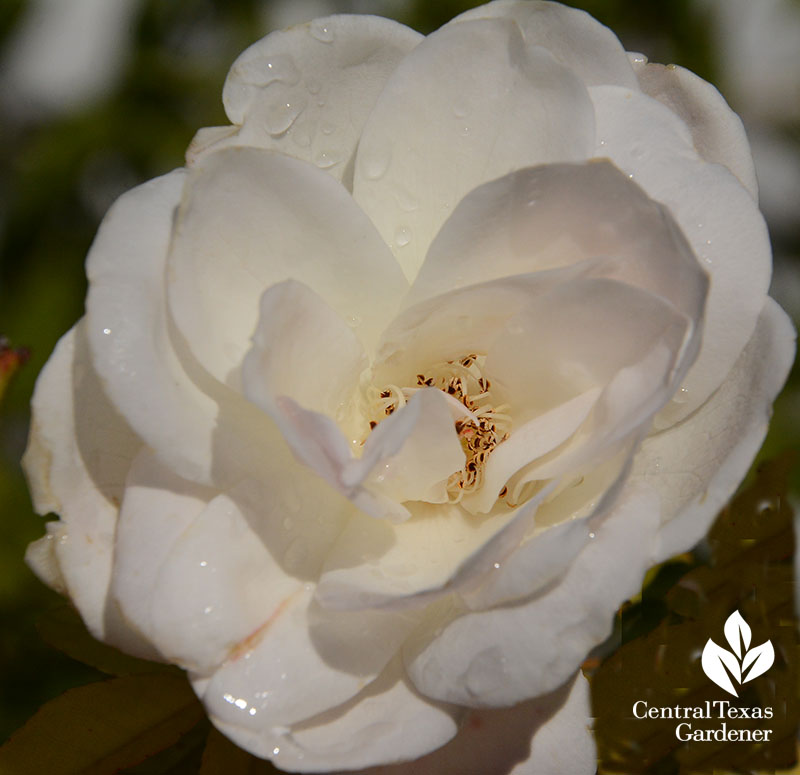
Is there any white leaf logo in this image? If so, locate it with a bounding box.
[701,610,774,696]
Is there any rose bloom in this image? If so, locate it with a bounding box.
[23,2,795,773]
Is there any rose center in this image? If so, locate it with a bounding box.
[367,355,511,502]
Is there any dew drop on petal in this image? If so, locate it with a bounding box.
[361,146,391,181]
[346,314,362,328]
[314,150,338,169]
[394,225,411,247]
[235,54,300,87]
[265,99,305,136]
[309,20,334,43]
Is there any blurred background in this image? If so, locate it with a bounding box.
[0,0,798,760]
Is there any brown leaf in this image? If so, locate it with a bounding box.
[0,674,204,775]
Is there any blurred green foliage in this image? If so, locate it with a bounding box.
[0,0,797,770]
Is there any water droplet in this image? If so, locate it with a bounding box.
[588,532,596,539]
[493,562,501,569]
[265,98,305,136]
[235,54,300,87]
[314,150,338,169]
[273,747,281,755]
[458,124,470,137]
[347,314,362,328]
[361,146,391,180]
[102,327,111,335]
[394,225,411,247]
[199,560,208,567]
[249,707,257,715]
[320,121,335,136]
[394,189,418,212]
[309,19,335,43]
[627,172,634,179]
[673,386,690,404]
[203,605,213,614]
[452,102,469,119]
[282,517,294,530]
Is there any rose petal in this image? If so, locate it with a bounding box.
[404,485,660,706]
[453,0,637,90]
[22,323,141,647]
[206,659,460,772]
[316,485,553,611]
[631,59,758,199]
[242,279,367,428]
[353,18,594,281]
[589,85,771,426]
[196,592,423,734]
[110,448,214,660]
[405,161,706,330]
[188,15,421,183]
[632,298,796,561]
[168,147,407,386]
[349,671,595,775]
[84,168,225,485]
[462,387,601,515]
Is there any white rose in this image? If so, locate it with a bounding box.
[23,2,795,773]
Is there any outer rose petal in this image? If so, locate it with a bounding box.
[452,0,637,90]
[22,323,147,654]
[630,57,758,199]
[633,298,796,561]
[203,659,461,773]
[404,486,660,706]
[84,168,225,485]
[187,14,422,184]
[349,672,595,775]
[353,18,594,280]
[169,147,407,386]
[589,85,771,426]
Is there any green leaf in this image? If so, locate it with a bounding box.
[37,604,179,678]
[0,674,204,775]
[199,728,277,775]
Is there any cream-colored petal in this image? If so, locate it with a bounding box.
[188,15,421,184]
[405,161,706,328]
[206,660,460,772]
[242,279,367,427]
[453,0,637,89]
[589,85,771,427]
[353,18,594,281]
[84,168,224,485]
[110,448,213,659]
[316,486,552,611]
[404,486,660,706]
[22,323,141,647]
[631,58,758,199]
[168,148,407,387]
[633,298,796,561]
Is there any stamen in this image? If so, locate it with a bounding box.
[369,354,512,502]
